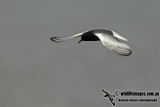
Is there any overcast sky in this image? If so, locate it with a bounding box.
[0,0,160,107]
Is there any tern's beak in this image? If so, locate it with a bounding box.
[78,39,82,44]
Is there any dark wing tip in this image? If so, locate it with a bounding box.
[50,36,62,42]
[101,89,109,95]
[112,102,116,106]
[101,89,106,93]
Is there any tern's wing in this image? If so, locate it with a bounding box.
[108,95,116,106]
[101,89,108,94]
[110,99,116,106]
[50,31,87,43]
[94,32,132,56]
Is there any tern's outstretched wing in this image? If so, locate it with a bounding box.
[50,31,86,43]
[94,32,132,56]
[101,89,108,95]
[110,98,116,106]
[108,95,116,106]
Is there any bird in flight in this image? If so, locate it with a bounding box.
[101,89,116,106]
[50,29,132,56]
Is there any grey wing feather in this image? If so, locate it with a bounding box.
[94,33,132,56]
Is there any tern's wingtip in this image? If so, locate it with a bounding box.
[50,36,62,42]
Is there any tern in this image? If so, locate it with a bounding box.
[50,29,132,56]
[101,89,116,106]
